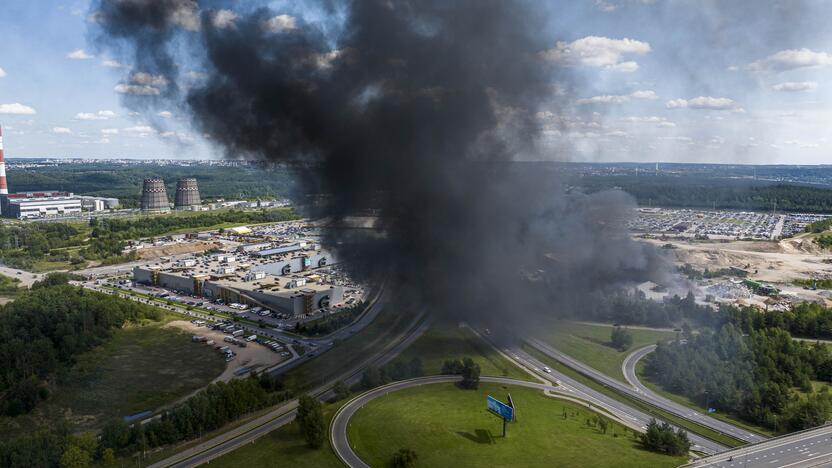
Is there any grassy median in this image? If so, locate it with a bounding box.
[538,321,677,382]
[522,345,746,449]
[348,382,687,468]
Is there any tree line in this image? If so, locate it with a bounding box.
[579,175,832,213]
[0,373,292,467]
[645,324,832,432]
[0,277,163,416]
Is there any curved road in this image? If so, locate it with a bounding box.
[500,346,725,454]
[527,338,767,444]
[148,312,430,468]
[330,375,616,468]
[332,366,729,468]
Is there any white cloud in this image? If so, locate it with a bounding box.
[114,84,161,96]
[101,128,119,135]
[783,139,820,149]
[101,59,127,69]
[749,49,832,72]
[629,90,658,100]
[0,67,6,78]
[169,1,200,31]
[75,110,116,121]
[124,126,155,136]
[577,95,629,105]
[541,36,651,73]
[0,103,36,115]
[606,130,628,138]
[157,111,173,119]
[620,115,676,128]
[577,89,657,105]
[314,50,343,69]
[263,14,297,33]
[130,72,168,87]
[52,127,72,134]
[66,49,94,60]
[666,96,739,111]
[212,9,238,28]
[772,81,817,92]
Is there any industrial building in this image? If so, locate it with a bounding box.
[0,126,119,219]
[77,196,120,211]
[140,178,170,212]
[174,177,201,210]
[132,246,343,316]
[2,191,83,219]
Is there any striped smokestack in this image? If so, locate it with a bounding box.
[0,126,8,196]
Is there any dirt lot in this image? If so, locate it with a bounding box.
[136,241,223,260]
[642,233,832,306]
[167,321,290,382]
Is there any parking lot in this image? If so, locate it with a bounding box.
[169,320,292,382]
[629,208,832,240]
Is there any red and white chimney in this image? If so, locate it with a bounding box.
[0,125,8,195]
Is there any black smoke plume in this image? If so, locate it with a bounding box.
[91,0,670,330]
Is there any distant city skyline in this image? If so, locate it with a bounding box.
[2,1,832,164]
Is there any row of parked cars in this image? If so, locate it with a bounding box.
[257,338,292,357]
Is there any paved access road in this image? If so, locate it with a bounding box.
[146,313,430,468]
[330,372,725,468]
[528,338,767,444]
[502,346,725,454]
[686,424,832,468]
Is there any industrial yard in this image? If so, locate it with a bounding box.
[629,208,831,240]
[125,219,366,325]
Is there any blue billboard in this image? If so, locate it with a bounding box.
[487,395,514,421]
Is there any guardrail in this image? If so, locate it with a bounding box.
[681,422,832,467]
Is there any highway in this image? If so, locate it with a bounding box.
[330,372,724,468]
[149,311,430,468]
[527,338,767,444]
[501,345,725,454]
[686,424,832,468]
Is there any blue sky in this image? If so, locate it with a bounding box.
[2,0,832,164]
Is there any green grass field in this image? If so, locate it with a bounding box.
[390,322,533,381]
[48,321,225,431]
[539,321,677,382]
[348,382,687,468]
[522,345,746,448]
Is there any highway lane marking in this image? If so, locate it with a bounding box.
[778,452,832,468]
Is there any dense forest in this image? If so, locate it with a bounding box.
[0,276,163,417]
[6,163,297,208]
[645,324,832,432]
[577,175,832,213]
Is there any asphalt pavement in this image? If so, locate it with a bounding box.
[527,338,767,444]
[687,424,832,468]
[149,311,430,468]
[330,371,723,468]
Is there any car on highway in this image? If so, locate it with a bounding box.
[542,366,552,373]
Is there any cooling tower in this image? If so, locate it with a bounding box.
[174,177,201,210]
[140,178,170,212]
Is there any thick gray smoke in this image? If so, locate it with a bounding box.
[91,0,670,330]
